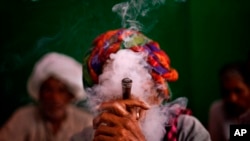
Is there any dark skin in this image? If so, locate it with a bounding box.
[93,99,150,141]
[221,72,250,117]
[39,76,74,135]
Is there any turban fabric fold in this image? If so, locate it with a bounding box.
[83,28,178,99]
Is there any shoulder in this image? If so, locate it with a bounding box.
[209,100,224,113]
[177,115,211,141]
[209,100,226,121]
[9,104,37,119]
[0,104,38,133]
[177,115,206,130]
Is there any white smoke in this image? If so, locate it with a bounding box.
[86,49,155,114]
[140,106,168,141]
[140,97,188,141]
[112,0,166,31]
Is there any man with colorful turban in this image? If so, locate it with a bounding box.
[0,52,93,141]
[72,28,211,141]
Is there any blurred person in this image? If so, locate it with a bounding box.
[72,28,211,141]
[0,52,93,141]
[208,62,250,141]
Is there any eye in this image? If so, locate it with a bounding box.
[41,85,52,94]
[234,88,243,95]
[59,87,68,94]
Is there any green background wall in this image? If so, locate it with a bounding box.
[1,0,249,127]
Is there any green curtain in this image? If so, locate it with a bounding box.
[1,0,249,127]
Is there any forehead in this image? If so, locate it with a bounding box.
[222,70,243,82]
[221,70,246,86]
[41,76,65,87]
[222,75,249,92]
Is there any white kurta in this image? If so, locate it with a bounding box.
[0,104,93,141]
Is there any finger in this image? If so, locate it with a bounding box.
[94,125,116,136]
[118,99,150,109]
[128,107,140,120]
[99,101,129,116]
[95,125,125,137]
[93,112,124,129]
[93,135,116,141]
[95,125,139,141]
[94,135,134,141]
[94,113,146,141]
[138,108,146,120]
[99,99,150,112]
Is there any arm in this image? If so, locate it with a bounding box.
[208,100,225,141]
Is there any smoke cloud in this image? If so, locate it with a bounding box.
[112,0,166,31]
[86,49,155,113]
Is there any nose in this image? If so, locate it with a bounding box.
[229,93,238,104]
[50,91,63,102]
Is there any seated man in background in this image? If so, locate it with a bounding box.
[208,62,250,141]
[0,52,93,141]
[72,28,211,141]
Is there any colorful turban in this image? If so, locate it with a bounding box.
[83,28,178,99]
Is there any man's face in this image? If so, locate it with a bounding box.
[39,76,74,121]
[222,73,250,112]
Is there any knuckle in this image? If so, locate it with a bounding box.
[112,101,121,108]
[99,111,109,119]
[113,101,125,113]
[118,127,127,136]
[100,111,107,117]
[93,112,109,128]
[116,136,123,141]
[123,118,132,127]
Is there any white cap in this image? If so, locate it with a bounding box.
[27,52,85,101]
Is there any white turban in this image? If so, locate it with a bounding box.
[27,52,85,101]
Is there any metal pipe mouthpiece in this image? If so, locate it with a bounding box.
[122,78,132,99]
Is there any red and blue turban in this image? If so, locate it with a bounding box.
[83,28,178,99]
